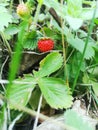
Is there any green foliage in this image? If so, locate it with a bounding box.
[37,0,43,5]
[0,0,98,128]
[44,0,98,30]
[0,104,7,130]
[92,82,98,97]
[83,73,98,104]
[23,31,38,50]
[38,77,73,109]
[4,25,19,36]
[82,8,98,20]
[29,88,41,109]
[65,16,83,31]
[64,109,94,130]
[43,0,66,18]
[6,52,73,109]
[42,27,60,40]
[6,75,36,109]
[69,52,86,78]
[0,5,12,31]
[67,36,95,59]
[67,0,82,17]
[34,52,63,78]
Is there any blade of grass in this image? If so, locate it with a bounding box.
[72,4,97,93]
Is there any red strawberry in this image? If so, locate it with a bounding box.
[17,3,30,17]
[38,38,54,52]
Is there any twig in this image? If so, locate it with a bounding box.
[0,32,12,55]
[10,103,75,130]
[0,55,9,91]
[87,86,92,115]
[49,7,61,27]
[0,56,9,79]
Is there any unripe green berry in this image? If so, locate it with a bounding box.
[17,3,30,18]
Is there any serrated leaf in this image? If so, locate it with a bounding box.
[67,36,95,59]
[38,77,73,109]
[0,6,12,31]
[34,52,63,78]
[23,38,37,50]
[23,31,38,50]
[6,75,36,109]
[0,105,7,130]
[64,109,94,130]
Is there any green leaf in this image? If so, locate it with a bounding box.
[38,77,73,109]
[70,52,86,78]
[6,75,36,109]
[67,0,82,17]
[0,6,12,31]
[23,31,38,50]
[87,80,98,97]
[65,16,83,30]
[92,82,98,97]
[34,52,63,78]
[64,109,94,130]
[29,88,41,110]
[4,25,19,35]
[82,8,98,20]
[94,18,98,24]
[42,27,59,40]
[67,36,95,59]
[37,0,43,5]
[0,104,7,130]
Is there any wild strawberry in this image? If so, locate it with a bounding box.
[17,3,30,17]
[38,38,54,52]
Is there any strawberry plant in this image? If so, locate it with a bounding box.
[6,52,73,109]
[0,0,98,130]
